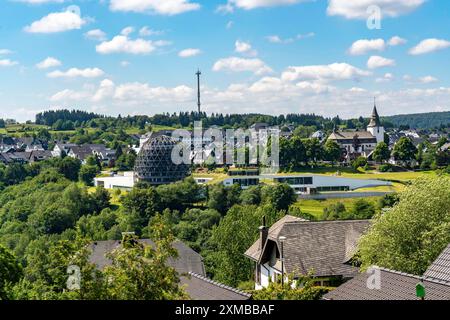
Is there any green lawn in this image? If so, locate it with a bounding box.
[293,197,382,220]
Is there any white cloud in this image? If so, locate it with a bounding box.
[178,48,202,58]
[0,59,18,67]
[50,89,90,102]
[93,79,115,102]
[47,67,104,78]
[235,40,257,56]
[281,63,371,82]
[16,0,65,3]
[349,87,367,93]
[24,9,87,33]
[388,36,407,46]
[96,35,156,55]
[113,82,194,102]
[327,0,425,19]
[419,76,438,84]
[139,26,164,37]
[226,0,306,10]
[153,40,172,47]
[348,39,386,55]
[375,73,394,83]
[266,32,315,44]
[0,49,13,55]
[409,38,450,55]
[109,0,201,15]
[120,61,130,67]
[121,26,135,36]
[266,35,284,44]
[36,57,62,69]
[84,29,107,41]
[367,55,396,69]
[212,57,272,75]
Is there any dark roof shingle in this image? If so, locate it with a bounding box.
[245,217,370,278]
[180,273,251,300]
[424,244,450,283]
[324,267,450,300]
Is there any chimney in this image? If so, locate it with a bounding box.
[259,216,268,251]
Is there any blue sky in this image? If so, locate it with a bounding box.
[0,0,450,122]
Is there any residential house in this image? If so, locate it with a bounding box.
[15,137,46,152]
[323,244,450,300]
[0,152,31,164]
[311,130,326,142]
[51,142,77,157]
[90,144,117,166]
[67,145,94,163]
[89,239,251,300]
[245,215,370,289]
[29,150,53,163]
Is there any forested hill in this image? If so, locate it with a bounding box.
[383,111,450,129]
[36,110,104,126]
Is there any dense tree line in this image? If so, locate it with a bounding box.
[384,111,450,129]
[35,110,104,126]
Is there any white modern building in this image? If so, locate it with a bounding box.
[222,174,392,194]
[94,172,135,190]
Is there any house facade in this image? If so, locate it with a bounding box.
[245,215,370,290]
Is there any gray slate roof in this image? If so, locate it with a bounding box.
[424,244,450,283]
[245,216,370,278]
[180,273,251,300]
[323,267,450,300]
[245,215,306,261]
[89,239,205,276]
[328,131,376,141]
[89,239,251,300]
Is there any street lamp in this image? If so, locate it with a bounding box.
[279,236,287,286]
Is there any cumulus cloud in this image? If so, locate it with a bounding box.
[139,26,164,37]
[367,55,396,69]
[419,76,438,84]
[109,0,200,16]
[223,0,306,11]
[212,57,272,75]
[0,49,13,55]
[266,33,314,44]
[375,73,394,83]
[84,29,107,41]
[93,79,115,102]
[327,0,425,19]
[96,35,156,55]
[0,59,18,67]
[281,63,371,82]
[178,48,202,58]
[24,9,87,33]
[36,57,62,69]
[235,40,257,56]
[388,36,407,46]
[16,0,65,3]
[348,39,386,55]
[409,38,450,55]
[47,67,104,78]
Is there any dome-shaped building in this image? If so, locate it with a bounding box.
[134,134,189,185]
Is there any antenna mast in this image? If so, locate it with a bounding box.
[196,69,202,113]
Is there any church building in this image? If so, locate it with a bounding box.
[328,104,385,162]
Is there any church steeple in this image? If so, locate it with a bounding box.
[368,97,381,127]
